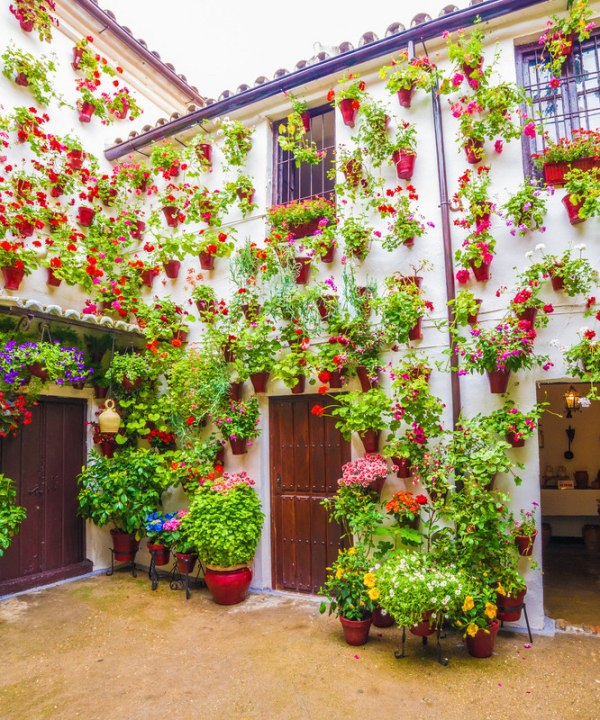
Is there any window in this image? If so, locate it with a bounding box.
[272,105,335,204]
[516,33,600,174]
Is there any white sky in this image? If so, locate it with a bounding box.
[106,1,418,98]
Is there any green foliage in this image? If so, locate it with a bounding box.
[0,473,26,556]
[329,389,392,437]
[1,45,59,105]
[318,545,376,620]
[187,475,264,566]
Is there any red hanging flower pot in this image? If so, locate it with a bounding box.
[196,143,212,168]
[515,530,537,556]
[14,220,34,238]
[320,243,335,264]
[550,267,564,291]
[469,259,491,282]
[78,101,96,123]
[229,381,244,401]
[1,266,26,290]
[112,101,129,120]
[140,269,155,288]
[162,205,179,228]
[329,370,344,389]
[300,111,311,133]
[506,431,525,448]
[294,256,311,285]
[342,159,363,187]
[339,614,372,646]
[338,98,359,128]
[391,457,412,479]
[358,429,380,454]
[15,72,29,87]
[229,436,248,455]
[250,371,269,393]
[77,206,95,227]
[46,268,62,287]
[516,306,537,326]
[130,220,145,240]
[69,149,85,170]
[467,298,483,325]
[163,259,181,279]
[486,368,511,394]
[562,194,585,225]
[199,252,216,270]
[356,366,378,392]
[72,46,84,70]
[392,150,416,180]
[408,318,423,342]
[464,138,484,164]
[291,376,306,394]
[397,84,415,108]
[19,18,34,32]
[237,187,255,204]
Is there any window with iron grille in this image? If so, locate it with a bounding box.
[272,105,336,204]
[516,32,600,175]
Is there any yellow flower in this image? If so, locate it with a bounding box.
[466,622,479,637]
[363,572,376,588]
[347,547,357,555]
[462,595,475,612]
[336,567,343,580]
[368,587,380,601]
[496,583,506,596]
[484,602,497,620]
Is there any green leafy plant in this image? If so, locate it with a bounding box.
[377,276,432,345]
[520,244,598,297]
[563,167,600,220]
[326,73,366,106]
[213,396,261,444]
[187,472,264,567]
[452,583,498,637]
[315,388,392,438]
[9,0,58,43]
[319,545,377,620]
[218,118,254,167]
[1,46,59,105]
[0,472,27,557]
[501,178,548,236]
[379,51,438,93]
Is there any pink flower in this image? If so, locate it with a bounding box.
[543,303,554,314]
[523,121,537,139]
[549,77,560,89]
[456,269,470,284]
[494,139,504,153]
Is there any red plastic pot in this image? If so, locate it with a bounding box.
[204,566,253,605]
[140,269,155,288]
[467,299,483,326]
[408,318,422,342]
[465,620,499,659]
[369,475,386,495]
[342,159,362,187]
[515,531,537,557]
[550,271,564,291]
[99,439,116,458]
[338,98,359,128]
[162,205,179,228]
[176,552,198,575]
[391,457,412,479]
[15,72,29,87]
[464,138,484,164]
[71,46,84,70]
[93,385,108,400]
[69,150,84,170]
[229,381,244,401]
[78,101,95,123]
[110,530,139,563]
[14,220,34,238]
[462,59,484,85]
[320,243,335,263]
[409,612,436,637]
[392,150,416,180]
[288,218,321,238]
[469,259,491,282]
[486,368,511,394]
[112,101,129,120]
[196,143,212,168]
[372,606,394,628]
[46,268,62,287]
[19,19,34,32]
[562,194,585,225]
[294,256,311,285]
[496,588,526,622]
[199,252,216,270]
[77,206,95,227]
[250,371,269,393]
[300,111,311,133]
[163,259,181,279]
[237,188,255,204]
[396,275,422,288]
[358,429,380,454]
[397,85,415,108]
[129,220,145,240]
[543,161,568,187]
[229,436,248,455]
[329,370,344,389]
[1,266,25,290]
[291,376,305,394]
[516,306,537,326]
[506,431,525,448]
[356,366,377,392]
[339,614,372,646]
[147,543,171,566]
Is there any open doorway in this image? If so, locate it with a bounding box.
[537,381,600,628]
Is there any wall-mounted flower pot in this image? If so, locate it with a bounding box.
[69,149,84,170]
[469,259,491,282]
[395,275,422,288]
[78,101,96,123]
[320,243,335,263]
[464,138,484,164]
[15,72,29,87]
[77,206,95,227]
[241,302,260,320]
[515,531,537,556]
[408,318,423,341]
[329,370,344,388]
[250,371,269,393]
[229,381,244,401]
[543,161,568,187]
[486,368,511,394]
[71,46,84,70]
[467,298,483,325]
[516,306,537,326]
[14,220,34,238]
[161,205,179,228]
[236,187,255,204]
[140,269,155,288]
[562,194,585,225]
[223,343,235,363]
[397,84,415,108]
[506,431,525,448]
[101,188,118,207]
[93,385,108,400]
[342,159,362,187]
[288,218,321,238]
[550,267,564,291]
[301,111,311,133]
[392,456,412,479]
[462,59,484,86]
[46,268,61,287]
[358,429,380,454]
[163,259,181,279]
[196,298,216,321]
[112,101,129,120]
[338,98,359,128]
[1,266,25,290]
[19,19,34,32]
[291,376,305,394]
[356,366,378,392]
[199,252,215,270]
[392,150,416,180]
[195,143,212,168]
[228,436,248,455]
[294,256,311,285]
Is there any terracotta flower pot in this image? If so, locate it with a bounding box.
[496,588,526,622]
[562,194,585,225]
[465,620,499,659]
[397,85,415,108]
[464,138,484,164]
[46,268,62,287]
[506,431,525,448]
[408,318,422,341]
[2,266,25,290]
[392,150,416,180]
[288,218,321,238]
[77,206,95,227]
[409,611,436,637]
[469,259,491,282]
[71,46,84,70]
[294,256,311,285]
[342,159,362,187]
[19,18,34,32]
[110,530,139,563]
[550,271,564,291]
[486,368,511,394]
[93,385,108,400]
[229,436,248,455]
[163,259,181,279]
[338,98,359,128]
[329,370,344,389]
[14,220,34,238]
[204,566,253,605]
[147,543,171,566]
[291,376,306,394]
[176,552,198,575]
[162,205,179,227]
[99,439,116,458]
[339,614,372,645]
[358,429,380,454]
[515,530,537,557]
[372,606,395,628]
[199,252,216,270]
[237,187,255,204]
[391,457,412,479]
[78,101,95,123]
[250,371,269,393]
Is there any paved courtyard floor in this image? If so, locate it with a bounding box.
[0,572,599,720]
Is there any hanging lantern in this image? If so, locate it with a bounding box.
[563,385,581,419]
[98,399,121,434]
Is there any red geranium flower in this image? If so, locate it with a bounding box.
[311,405,325,416]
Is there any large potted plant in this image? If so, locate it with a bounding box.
[187,471,264,604]
[77,448,169,562]
[213,396,261,455]
[532,128,600,186]
[453,584,500,658]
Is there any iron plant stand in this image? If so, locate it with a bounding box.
[394,626,449,666]
[499,601,533,644]
[169,560,204,600]
[106,548,137,578]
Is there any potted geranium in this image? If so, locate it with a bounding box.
[106,87,143,122]
[15,340,92,387]
[271,340,315,394]
[268,196,336,239]
[377,275,433,344]
[196,227,235,270]
[1,46,58,106]
[213,396,261,455]
[135,297,193,342]
[449,289,483,326]
[539,0,595,76]
[77,448,169,563]
[453,584,499,658]
[231,316,281,392]
[187,471,264,604]
[564,326,600,383]
[378,184,429,250]
[106,352,153,392]
[75,79,111,124]
[191,284,218,322]
[389,120,418,180]
[277,107,325,167]
[9,0,58,41]
[488,400,546,448]
[0,472,27,557]
[224,173,258,217]
[511,504,539,557]
[532,128,600,186]
[318,545,377,645]
[339,214,374,260]
[327,73,366,128]
[0,241,38,290]
[521,244,598,297]
[501,178,548,236]
[218,118,254,167]
[562,167,600,223]
[379,50,437,107]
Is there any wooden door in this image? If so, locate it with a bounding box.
[270,395,350,594]
[0,397,91,595]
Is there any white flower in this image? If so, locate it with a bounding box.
[579,397,591,408]
[535,243,546,251]
[525,251,533,258]
[575,243,587,251]
[549,338,561,348]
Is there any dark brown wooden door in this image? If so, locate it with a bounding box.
[270,395,350,594]
[0,397,91,595]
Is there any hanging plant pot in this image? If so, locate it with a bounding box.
[392,150,416,180]
[515,530,538,557]
[391,457,412,479]
[102,188,118,207]
[15,72,29,87]
[294,256,311,285]
[162,205,179,228]
[223,342,236,364]
[358,429,380,454]
[409,611,436,637]
[129,219,145,240]
[486,368,511,394]
[550,267,564,291]
[342,159,362,187]
[397,84,415,108]
[77,206,95,227]
[467,298,483,325]
[229,381,244,401]
[496,588,526,622]
[516,306,537,326]
[339,614,372,646]
[14,220,34,238]
[320,243,335,263]
[78,101,96,123]
[196,298,216,322]
[329,370,344,389]
[71,46,84,70]
[562,195,585,225]
[250,371,269,393]
[199,252,216,271]
[356,366,378,392]
[112,101,129,120]
[464,138,484,164]
[229,436,248,455]
[237,187,255,204]
[176,552,198,575]
[147,543,171,566]
[46,268,62,287]
[140,269,155,288]
[506,431,525,448]
[372,605,395,628]
[462,59,484,85]
[121,376,142,392]
[163,259,181,279]
[19,18,34,32]
[469,259,491,282]
[174,328,188,343]
[110,530,139,563]
[291,376,306,394]
[465,620,499,659]
[28,362,49,382]
[241,302,260,320]
[93,384,108,400]
[396,275,423,288]
[408,318,423,342]
[300,111,311,133]
[338,98,359,128]
[204,565,253,605]
[317,296,333,320]
[195,143,212,168]
[1,266,25,290]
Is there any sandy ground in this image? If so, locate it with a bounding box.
[0,572,599,720]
